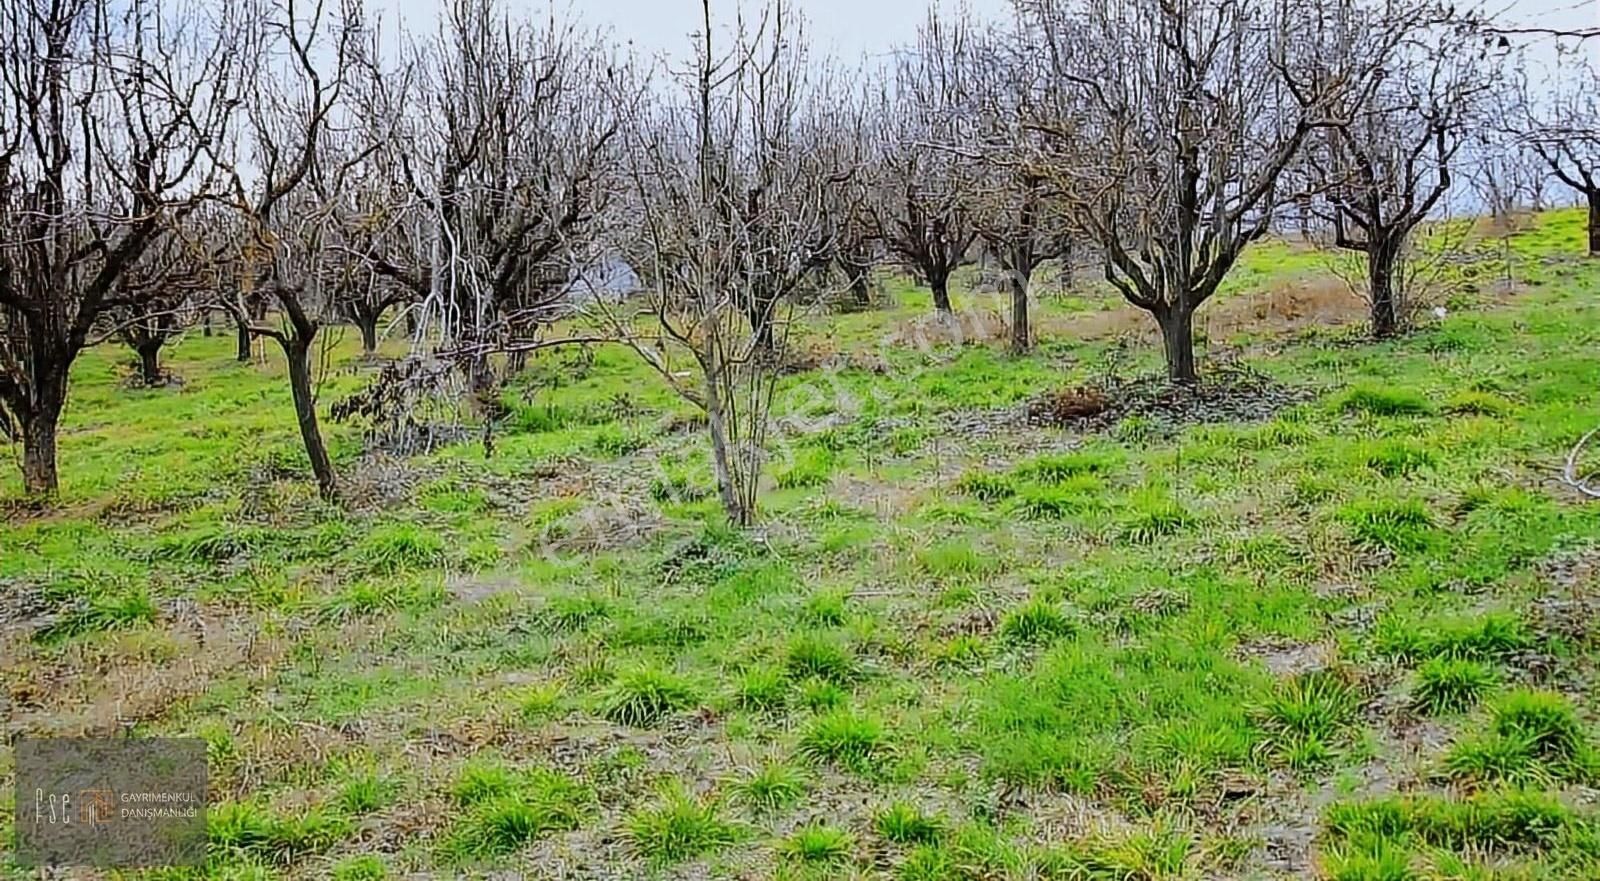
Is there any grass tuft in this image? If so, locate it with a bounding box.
[599,665,698,727]
[624,784,740,866]
[780,823,855,866]
[799,708,890,769]
[1411,657,1497,716]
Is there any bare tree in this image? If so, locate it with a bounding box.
[1304,3,1494,337]
[600,0,840,526]
[359,0,625,367]
[0,0,239,497]
[107,215,218,384]
[1018,0,1347,382]
[873,11,981,316]
[216,0,371,501]
[964,20,1063,353]
[1511,45,1600,255]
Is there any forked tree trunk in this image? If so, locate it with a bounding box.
[235,319,252,362]
[1589,191,1600,256]
[1157,305,1198,384]
[355,309,380,354]
[929,271,953,314]
[1368,237,1400,339]
[281,337,338,501]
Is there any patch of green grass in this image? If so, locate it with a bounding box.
[1443,389,1516,417]
[442,767,592,861]
[733,760,807,812]
[624,783,740,866]
[36,586,158,642]
[775,448,836,489]
[208,801,352,866]
[799,708,890,769]
[598,665,699,727]
[916,539,997,579]
[1360,439,1437,477]
[331,854,388,881]
[999,598,1075,645]
[336,772,396,815]
[1012,480,1103,520]
[780,823,855,865]
[516,681,567,723]
[1337,496,1436,553]
[784,632,858,684]
[1410,657,1497,716]
[874,801,945,845]
[1015,447,1121,484]
[1337,385,1435,417]
[956,471,1016,502]
[1253,671,1362,769]
[1444,690,1597,786]
[353,521,448,574]
[1374,610,1531,662]
[1116,492,1195,544]
[734,666,791,712]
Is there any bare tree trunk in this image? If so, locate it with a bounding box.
[354,306,380,354]
[1589,191,1600,256]
[1369,238,1399,339]
[281,338,337,501]
[20,373,67,498]
[137,342,164,385]
[930,271,953,314]
[1158,305,1198,384]
[702,364,749,526]
[203,309,213,338]
[235,319,252,362]
[848,269,871,308]
[1008,269,1030,354]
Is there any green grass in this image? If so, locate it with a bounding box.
[624,784,741,866]
[6,208,1600,877]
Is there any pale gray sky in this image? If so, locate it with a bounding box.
[369,0,1598,62]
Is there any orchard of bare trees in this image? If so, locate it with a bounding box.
[2,0,1597,522]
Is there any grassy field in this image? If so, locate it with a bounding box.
[2,209,1599,880]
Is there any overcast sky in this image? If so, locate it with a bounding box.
[369,0,1600,62]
